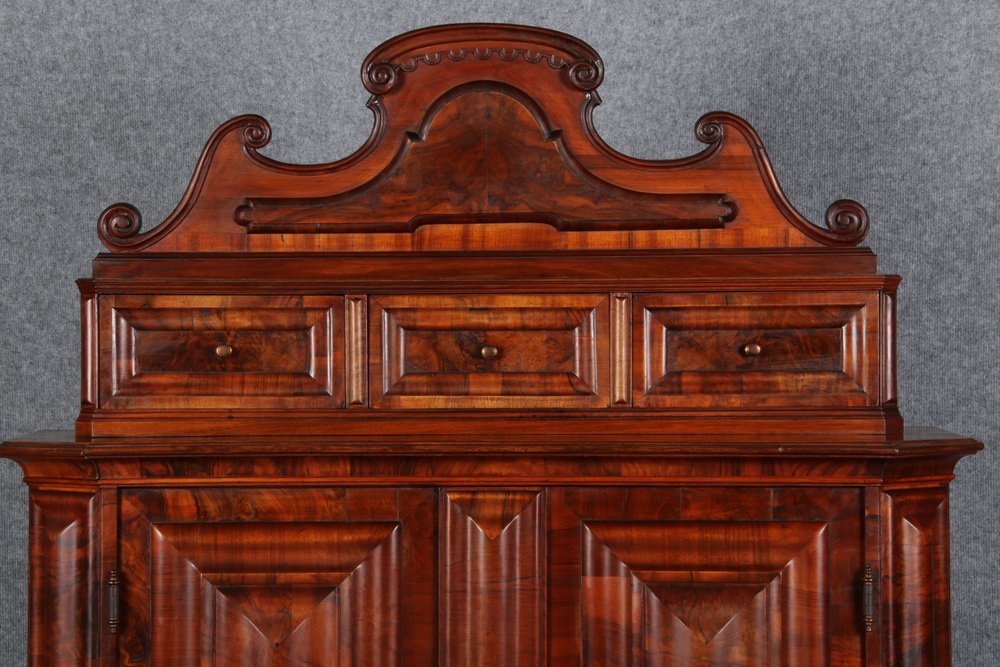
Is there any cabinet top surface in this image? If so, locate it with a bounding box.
[3,427,983,459]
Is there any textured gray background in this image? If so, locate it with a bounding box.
[1,0,997,664]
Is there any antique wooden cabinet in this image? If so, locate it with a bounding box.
[2,23,981,667]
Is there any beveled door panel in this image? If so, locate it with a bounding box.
[582,521,827,664]
[118,487,436,666]
[101,295,345,409]
[441,489,546,667]
[370,294,610,408]
[548,487,866,666]
[634,292,879,408]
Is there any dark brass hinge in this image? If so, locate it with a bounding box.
[107,570,121,635]
[862,564,874,633]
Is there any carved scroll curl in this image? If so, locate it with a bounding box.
[98,203,143,243]
[98,115,272,252]
[824,199,869,242]
[567,59,603,91]
[242,117,272,149]
[695,117,724,144]
[826,199,868,241]
[692,111,871,247]
[363,61,398,95]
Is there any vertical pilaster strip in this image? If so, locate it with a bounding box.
[78,280,98,414]
[863,486,883,666]
[880,281,899,405]
[28,489,99,667]
[99,486,120,664]
[441,490,545,666]
[345,295,368,407]
[610,293,631,407]
[881,487,951,666]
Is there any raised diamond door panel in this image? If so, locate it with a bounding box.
[548,487,866,666]
[117,487,436,666]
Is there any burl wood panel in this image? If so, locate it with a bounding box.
[371,294,610,408]
[549,487,865,666]
[881,488,952,666]
[237,92,734,235]
[102,295,345,409]
[28,490,99,667]
[635,291,879,408]
[442,490,546,667]
[117,487,436,666]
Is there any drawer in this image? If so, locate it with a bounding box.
[101,295,344,409]
[370,294,610,408]
[635,292,879,408]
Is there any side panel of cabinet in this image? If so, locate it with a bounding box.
[28,490,100,667]
[117,488,436,666]
[548,487,866,667]
[881,487,952,667]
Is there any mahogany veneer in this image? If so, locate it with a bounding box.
[3,23,980,667]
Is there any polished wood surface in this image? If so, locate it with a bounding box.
[100,295,344,410]
[371,294,609,408]
[118,487,435,665]
[3,430,981,666]
[2,23,981,667]
[635,291,880,408]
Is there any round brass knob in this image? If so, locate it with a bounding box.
[742,343,762,357]
[480,345,499,359]
[215,344,234,359]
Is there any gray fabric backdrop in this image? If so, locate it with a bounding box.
[1,0,997,663]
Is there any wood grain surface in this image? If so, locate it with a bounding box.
[1,23,981,667]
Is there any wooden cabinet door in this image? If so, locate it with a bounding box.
[115,485,867,666]
[548,487,867,666]
[117,487,436,666]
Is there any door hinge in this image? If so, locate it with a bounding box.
[862,564,874,633]
[107,569,121,635]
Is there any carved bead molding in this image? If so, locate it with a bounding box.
[361,23,604,95]
[363,47,603,95]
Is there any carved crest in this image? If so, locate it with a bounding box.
[98,23,868,252]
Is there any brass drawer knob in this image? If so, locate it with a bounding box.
[215,344,234,359]
[480,345,499,359]
[742,343,762,356]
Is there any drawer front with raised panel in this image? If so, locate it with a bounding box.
[635,291,879,408]
[370,294,610,408]
[100,295,345,409]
